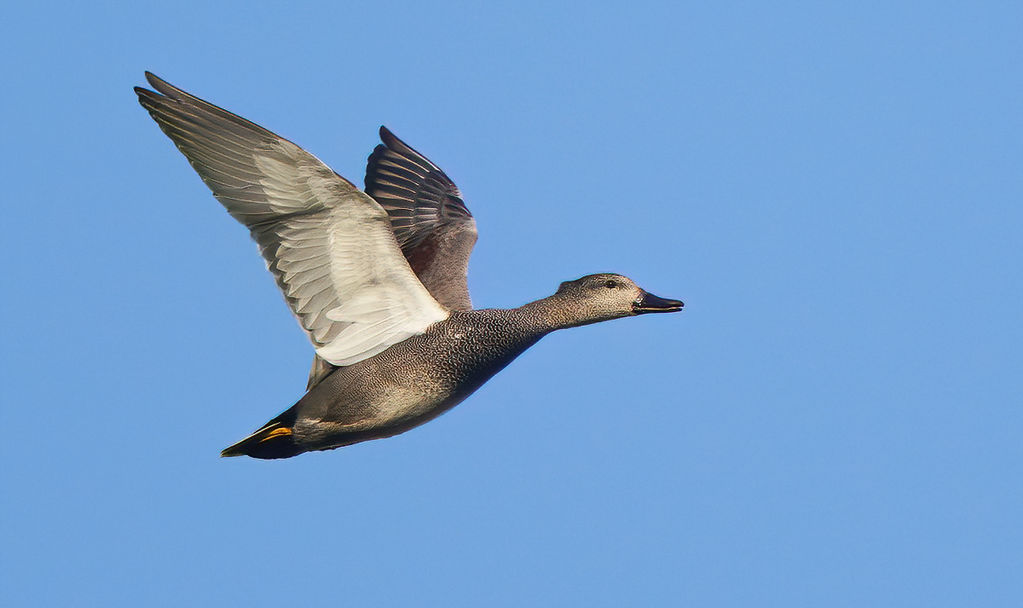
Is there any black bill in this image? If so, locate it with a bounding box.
[632,290,684,314]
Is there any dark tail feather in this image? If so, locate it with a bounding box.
[221,411,301,460]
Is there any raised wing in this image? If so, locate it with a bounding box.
[135,73,448,366]
[365,127,478,311]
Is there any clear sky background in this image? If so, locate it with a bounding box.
[3,2,1021,606]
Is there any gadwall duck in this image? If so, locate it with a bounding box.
[135,73,683,459]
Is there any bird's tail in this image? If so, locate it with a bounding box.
[221,410,300,459]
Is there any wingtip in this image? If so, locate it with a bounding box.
[377,126,420,158]
[144,71,163,87]
[134,85,158,108]
[136,72,165,103]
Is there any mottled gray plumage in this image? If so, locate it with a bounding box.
[289,309,544,455]
[134,73,683,459]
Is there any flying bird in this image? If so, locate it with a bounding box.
[135,72,683,459]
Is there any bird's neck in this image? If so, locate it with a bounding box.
[511,292,590,334]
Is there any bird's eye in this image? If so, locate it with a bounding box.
[604,279,618,289]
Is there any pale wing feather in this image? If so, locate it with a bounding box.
[136,73,448,366]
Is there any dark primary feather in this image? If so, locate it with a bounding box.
[366,127,471,247]
[365,127,478,311]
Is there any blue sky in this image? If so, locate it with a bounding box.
[3,2,1021,606]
